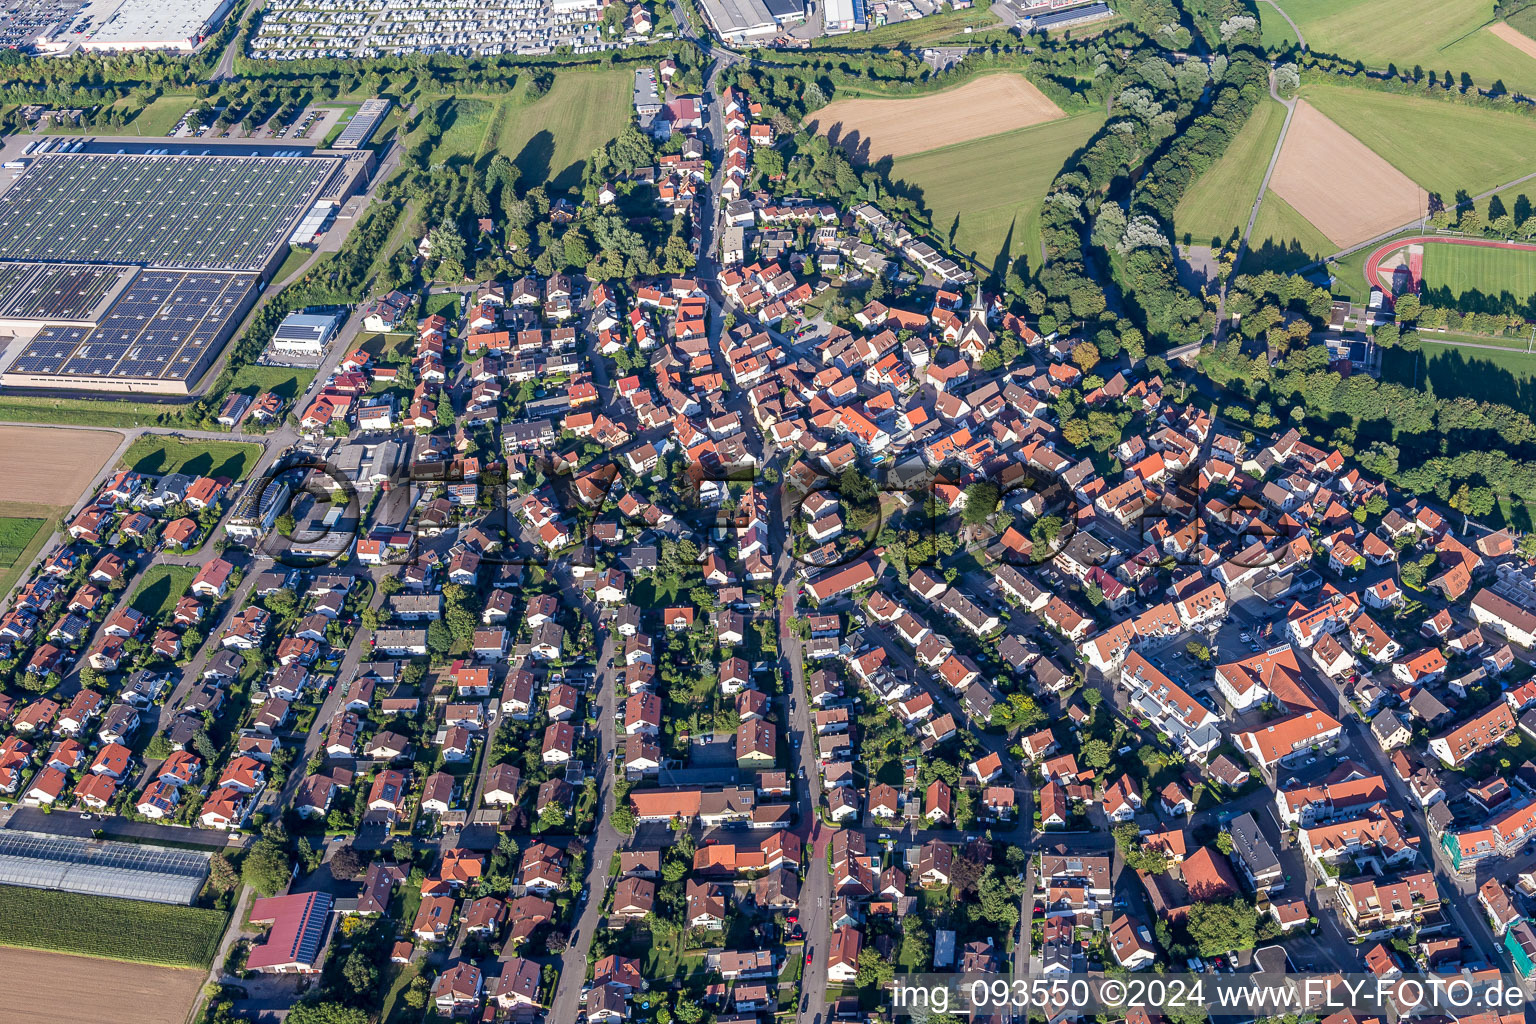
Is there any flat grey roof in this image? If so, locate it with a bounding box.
[86,0,232,45]
[699,0,778,34]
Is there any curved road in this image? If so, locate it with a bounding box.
[1258,0,1306,50]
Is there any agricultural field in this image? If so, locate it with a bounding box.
[484,69,633,191]
[1243,191,1337,273]
[1422,240,1536,310]
[0,506,57,598]
[1270,0,1536,94]
[130,565,200,621]
[0,947,205,1024]
[0,885,226,968]
[1459,178,1536,227]
[1303,82,1536,200]
[1508,4,1536,42]
[891,112,1105,276]
[806,74,1065,162]
[0,426,121,505]
[0,517,47,567]
[1491,19,1536,61]
[1175,97,1288,247]
[1267,100,1426,248]
[121,436,260,481]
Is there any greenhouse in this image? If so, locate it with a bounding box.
[0,830,210,905]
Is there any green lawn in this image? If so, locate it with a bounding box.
[1421,240,1536,312]
[0,885,227,968]
[1242,191,1336,272]
[130,565,199,621]
[357,332,416,363]
[1273,0,1536,94]
[1176,97,1288,247]
[125,95,200,137]
[226,364,316,401]
[36,94,195,137]
[891,112,1106,278]
[1302,82,1536,201]
[490,70,633,191]
[1327,234,1396,301]
[122,436,260,481]
[0,518,46,567]
[269,247,311,286]
[425,292,463,320]
[1258,2,1298,49]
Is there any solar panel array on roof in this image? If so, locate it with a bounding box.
[331,99,392,150]
[0,263,135,322]
[273,312,337,344]
[0,153,337,272]
[0,829,210,905]
[294,892,332,961]
[9,270,258,382]
[1031,1,1112,27]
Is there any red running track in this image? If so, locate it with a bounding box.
[1363,234,1536,299]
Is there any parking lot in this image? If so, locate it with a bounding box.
[249,0,625,58]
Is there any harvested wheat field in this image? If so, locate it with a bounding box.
[1491,20,1536,60]
[1268,100,1427,249]
[0,946,204,1024]
[806,74,1064,161]
[0,425,122,504]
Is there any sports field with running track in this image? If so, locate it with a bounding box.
[1422,240,1536,300]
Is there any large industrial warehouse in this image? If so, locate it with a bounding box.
[697,0,804,42]
[0,148,340,394]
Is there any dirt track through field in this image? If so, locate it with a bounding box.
[0,946,204,1024]
[1267,100,1427,248]
[1491,20,1536,60]
[805,74,1065,161]
[0,425,121,505]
